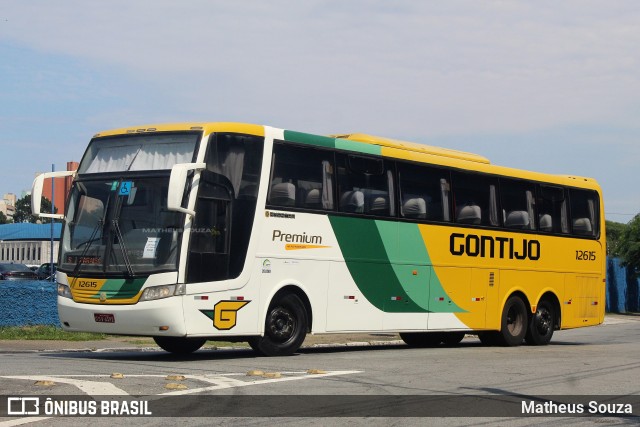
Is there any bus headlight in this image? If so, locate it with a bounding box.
[140,285,177,302]
[57,283,72,299]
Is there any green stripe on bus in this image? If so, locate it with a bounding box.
[329,216,426,313]
[89,278,147,300]
[283,130,383,156]
[283,130,336,149]
[335,139,382,155]
[330,216,464,313]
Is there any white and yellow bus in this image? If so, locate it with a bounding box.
[32,123,605,355]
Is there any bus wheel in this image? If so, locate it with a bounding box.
[153,336,207,354]
[249,294,307,356]
[497,295,527,346]
[441,332,465,346]
[477,332,501,346]
[399,332,443,348]
[525,300,555,345]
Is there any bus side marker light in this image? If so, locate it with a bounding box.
[344,296,355,300]
[592,301,598,305]
[412,270,418,276]
[564,300,572,305]
[436,297,445,301]
[194,296,209,300]
[391,296,402,301]
[231,296,245,301]
[159,326,170,331]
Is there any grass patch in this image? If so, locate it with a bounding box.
[0,325,107,341]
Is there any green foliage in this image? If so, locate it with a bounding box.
[0,211,10,224]
[616,214,640,276]
[12,194,57,223]
[605,220,626,256]
[0,325,106,341]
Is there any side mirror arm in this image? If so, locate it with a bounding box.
[32,170,77,219]
[167,163,206,217]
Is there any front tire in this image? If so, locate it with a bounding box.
[153,336,207,354]
[497,295,528,346]
[525,300,555,345]
[249,294,308,356]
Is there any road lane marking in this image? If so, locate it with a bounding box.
[2,375,129,395]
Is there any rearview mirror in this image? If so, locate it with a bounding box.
[32,170,77,219]
[167,162,206,217]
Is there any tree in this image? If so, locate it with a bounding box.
[0,211,10,224]
[12,194,58,223]
[616,214,640,276]
[605,220,626,256]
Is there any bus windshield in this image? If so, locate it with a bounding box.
[59,177,184,276]
[78,133,198,174]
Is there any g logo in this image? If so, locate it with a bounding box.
[213,300,250,330]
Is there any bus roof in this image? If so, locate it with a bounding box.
[332,133,491,165]
[92,122,265,138]
[91,122,600,191]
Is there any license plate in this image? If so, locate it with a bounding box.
[94,313,115,323]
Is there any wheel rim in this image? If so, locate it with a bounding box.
[506,305,524,336]
[534,307,552,335]
[267,307,296,343]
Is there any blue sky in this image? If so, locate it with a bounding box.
[1,1,639,223]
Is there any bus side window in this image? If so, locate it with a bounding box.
[451,172,499,227]
[268,142,335,211]
[537,185,569,234]
[397,162,451,222]
[500,179,536,230]
[569,189,599,237]
[336,154,394,217]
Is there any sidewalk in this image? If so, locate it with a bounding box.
[1,314,637,353]
[0,333,403,353]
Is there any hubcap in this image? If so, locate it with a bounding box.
[267,307,295,342]
[507,306,523,336]
[535,308,552,334]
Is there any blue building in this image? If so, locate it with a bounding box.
[0,223,62,266]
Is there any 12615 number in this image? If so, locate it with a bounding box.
[576,250,596,261]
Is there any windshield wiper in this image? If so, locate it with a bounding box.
[111,218,135,277]
[69,217,104,287]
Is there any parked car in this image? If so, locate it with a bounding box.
[35,263,57,280]
[0,263,38,280]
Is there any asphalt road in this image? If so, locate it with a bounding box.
[1,315,639,426]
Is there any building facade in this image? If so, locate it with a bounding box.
[0,223,61,266]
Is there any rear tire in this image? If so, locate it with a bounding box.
[249,294,307,356]
[153,336,206,354]
[400,332,443,347]
[478,331,501,346]
[497,295,527,346]
[525,300,555,345]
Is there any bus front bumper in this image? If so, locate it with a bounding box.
[57,295,187,336]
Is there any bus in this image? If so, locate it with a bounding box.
[32,122,605,356]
